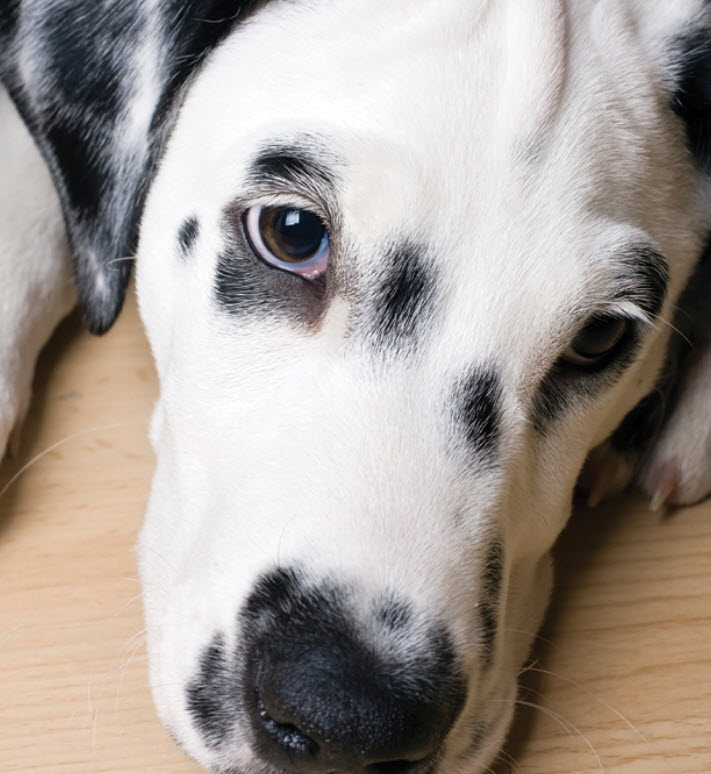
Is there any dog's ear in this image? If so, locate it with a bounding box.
[670,14,711,174]
[0,2,263,333]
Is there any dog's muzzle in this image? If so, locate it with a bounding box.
[186,567,466,774]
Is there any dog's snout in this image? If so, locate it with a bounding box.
[251,644,446,773]
[239,568,466,774]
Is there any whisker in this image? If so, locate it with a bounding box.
[649,311,693,349]
[0,423,125,500]
[504,627,554,649]
[107,255,136,269]
[513,699,604,773]
[525,665,648,742]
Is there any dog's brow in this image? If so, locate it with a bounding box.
[247,143,337,201]
[612,243,669,319]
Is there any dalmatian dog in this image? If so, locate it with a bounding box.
[1,1,710,772]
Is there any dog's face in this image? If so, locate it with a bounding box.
[2,0,710,772]
[131,2,710,772]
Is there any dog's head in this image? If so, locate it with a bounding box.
[3,1,711,772]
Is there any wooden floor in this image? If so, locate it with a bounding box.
[1,291,710,774]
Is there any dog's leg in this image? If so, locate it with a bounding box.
[0,85,75,460]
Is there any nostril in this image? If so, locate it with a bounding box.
[257,697,318,758]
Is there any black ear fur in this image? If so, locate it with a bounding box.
[0,1,266,333]
[671,20,711,173]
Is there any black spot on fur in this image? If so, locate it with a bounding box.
[455,368,502,460]
[186,633,234,747]
[178,216,200,256]
[483,542,504,600]
[462,720,487,758]
[369,244,436,352]
[240,567,465,772]
[671,28,711,172]
[377,598,413,631]
[479,542,504,665]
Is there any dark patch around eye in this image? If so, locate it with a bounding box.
[454,368,502,460]
[214,226,327,325]
[670,28,711,172]
[369,243,437,352]
[531,243,666,435]
[186,632,234,748]
[611,240,711,459]
[178,216,200,257]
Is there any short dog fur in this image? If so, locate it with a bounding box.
[1,2,711,773]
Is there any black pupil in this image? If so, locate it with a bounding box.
[261,208,326,262]
[573,316,627,358]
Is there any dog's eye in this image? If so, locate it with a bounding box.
[243,205,329,280]
[563,315,629,367]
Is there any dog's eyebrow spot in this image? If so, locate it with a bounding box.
[613,244,669,319]
[453,368,502,461]
[177,216,200,257]
[247,142,337,201]
[186,632,233,748]
[367,243,437,352]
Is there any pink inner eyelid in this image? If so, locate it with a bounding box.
[244,205,330,280]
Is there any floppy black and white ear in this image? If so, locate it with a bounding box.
[669,10,711,174]
[0,1,263,333]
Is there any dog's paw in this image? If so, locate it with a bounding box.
[636,346,711,509]
[0,374,32,461]
[577,441,638,507]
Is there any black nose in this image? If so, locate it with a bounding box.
[242,569,465,774]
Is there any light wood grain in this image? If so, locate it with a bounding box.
[1,291,710,774]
